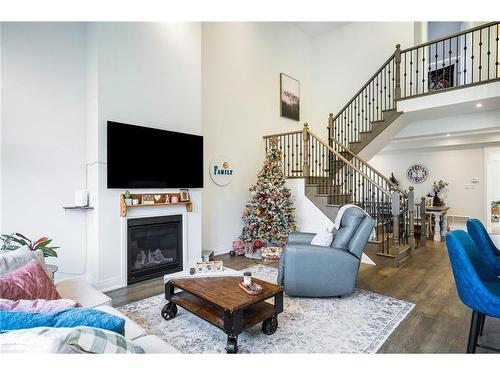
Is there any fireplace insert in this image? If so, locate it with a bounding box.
[127,215,183,284]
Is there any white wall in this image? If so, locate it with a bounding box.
[371,100,500,226]
[0,22,203,291]
[1,23,88,274]
[311,22,415,131]
[370,146,486,221]
[201,22,313,254]
[0,24,2,232]
[88,22,202,290]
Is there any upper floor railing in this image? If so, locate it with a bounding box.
[398,22,500,99]
[328,21,500,152]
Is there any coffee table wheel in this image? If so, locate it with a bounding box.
[262,316,278,335]
[161,301,177,320]
[226,336,238,354]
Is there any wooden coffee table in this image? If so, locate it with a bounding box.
[161,276,284,353]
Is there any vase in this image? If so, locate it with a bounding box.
[433,192,443,206]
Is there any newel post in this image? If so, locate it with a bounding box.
[408,186,415,252]
[394,44,401,100]
[392,191,400,247]
[303,122,310,178]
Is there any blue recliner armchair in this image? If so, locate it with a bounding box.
[278,207,375,297]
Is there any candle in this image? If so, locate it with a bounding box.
[243,271,252,286]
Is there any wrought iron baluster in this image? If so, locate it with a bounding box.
[464,34,468,85]
[448,38,452,87]
[471,31,475,83]
[496,25,499,78]
[456,36,460,86]
[404,51,407,98]
[409,50,413,96]
[488,26,491,80]
[415,48,419,94]
[479,29,483,82]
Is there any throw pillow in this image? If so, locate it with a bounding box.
[0,246,51,278]
[0,308,125,335]
[310,227,334,247]
[0,260,61,300]
[0,298,80,313]
[0,327,144,354]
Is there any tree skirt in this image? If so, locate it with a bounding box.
[118,264,414,353]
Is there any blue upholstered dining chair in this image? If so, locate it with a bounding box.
[445,230,500,353]
[467,218,500,275]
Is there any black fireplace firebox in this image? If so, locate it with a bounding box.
[127,215,183,284]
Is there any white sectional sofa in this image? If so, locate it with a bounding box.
[55,278,179,353]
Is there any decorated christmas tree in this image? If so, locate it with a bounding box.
[240,137,296,245]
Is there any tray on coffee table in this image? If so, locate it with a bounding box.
[162,276,283,353]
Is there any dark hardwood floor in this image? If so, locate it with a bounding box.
[106,240,500,353]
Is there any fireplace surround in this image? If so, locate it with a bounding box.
[127,215,183,284]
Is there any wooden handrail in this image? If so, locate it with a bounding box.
[400,21,500,53]
[330,53,396,123]
[327,126,401,193]
[261,125,393,197]
[305,127,392,197]
[262,130,302,139]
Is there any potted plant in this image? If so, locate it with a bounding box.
[124,190,133,205]
[432,180,449,206]
[0,233,60,257]
[389,172,400,187]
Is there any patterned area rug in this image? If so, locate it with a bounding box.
[118,264,414,353]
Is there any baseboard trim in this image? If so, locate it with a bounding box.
[205,244,231,256]
[92,276,125,292]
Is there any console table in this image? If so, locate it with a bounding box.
[426,206,449,242]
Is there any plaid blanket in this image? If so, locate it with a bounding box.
[0,326,144,354]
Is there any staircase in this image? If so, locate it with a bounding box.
[264,125,415,267]
[263,22,500,268]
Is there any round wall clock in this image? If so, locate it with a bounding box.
[406,164,429,184]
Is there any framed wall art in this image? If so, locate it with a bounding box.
[280,73,300,121]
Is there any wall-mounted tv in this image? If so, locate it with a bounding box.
[107,121,203,189]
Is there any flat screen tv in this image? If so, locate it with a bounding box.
[107,121,203,188]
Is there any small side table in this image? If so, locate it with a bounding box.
[426,206,450,242]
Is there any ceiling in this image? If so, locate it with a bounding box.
[401,96,500,123]
[292,22,350,37]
